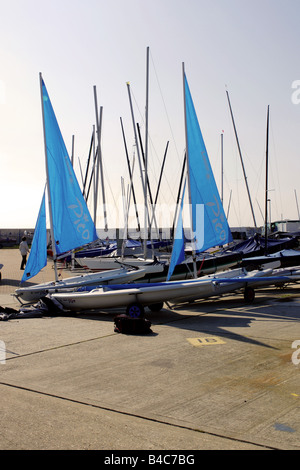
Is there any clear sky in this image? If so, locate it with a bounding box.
[1,0,300,231]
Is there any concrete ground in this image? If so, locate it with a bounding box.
[0,249,299,451]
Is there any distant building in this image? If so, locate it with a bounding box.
[272,220,300,233]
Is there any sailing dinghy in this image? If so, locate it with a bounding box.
[52,267,285,314]
[75,254,166,272]
[15,266,151,304]
[51,64,289,315]
[14,75,149,303]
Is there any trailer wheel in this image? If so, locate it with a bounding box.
[244,286,255,303]
[126,303,145,318]
[148,302,164,312]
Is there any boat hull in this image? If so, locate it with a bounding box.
[76,256,166,272]
[14,267,149,303]
[52,268,272,312]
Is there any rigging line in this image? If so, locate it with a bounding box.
[91,150,119,227]
[224,108,252,227]
[211,134,221,192]
[102,161,118,208]
[130,56,183,207]
[149,50,182,166]
[130,88,159,181]
[226,90,257,227]
[253,154,264,206]
[130,86,178,205]
[270,119,283,219]
[224,95,261,182]
[130,87,165,180]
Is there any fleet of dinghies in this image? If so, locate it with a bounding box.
[13,61,300,314]
[14,74,165,304]
[52,267,291,316]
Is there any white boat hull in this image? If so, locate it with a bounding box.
[76,256,165,272]
[52,268,273,312]
[271,266,300,282]
[14,266,149,303]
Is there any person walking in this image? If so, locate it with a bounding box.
[19,236,30,270]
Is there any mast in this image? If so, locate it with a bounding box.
[295,189,300,220]
[39,72,58,282]
[226,90,257,228]
[93,86,108,231]
[182,62,197,278]
[144,46,149,259]
[154,141,169,206]
[86,126,96,204]
[82,130,94,200]
[264,105,270,255]
[121,158,135,258]
[93,123,98,224]
[78,157,84,190]
[137,122,159,236]
[120,117,141,232]
[172,153,186,237]
[227,189,232,219]
[221,131,224,205]
[151,141,169,235]
[127,81,148,247]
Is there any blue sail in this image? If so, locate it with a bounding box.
[166,183,186,281]
[21,189,47,283]
[41,77,98,255]
[184,73,232,252]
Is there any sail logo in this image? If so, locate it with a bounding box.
[201,149,211,181]
[207,195,227,243]
[68,198,91,241]
[64,153,75,186]
[190,203,204,251]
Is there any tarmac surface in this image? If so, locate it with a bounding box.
[0,248,299,451]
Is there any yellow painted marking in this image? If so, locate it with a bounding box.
[187,336,226,348]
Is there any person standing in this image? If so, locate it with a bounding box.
[19,236,30,270]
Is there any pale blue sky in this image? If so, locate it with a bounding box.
[1,0,300,230]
